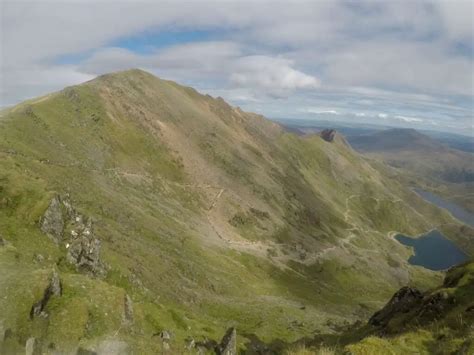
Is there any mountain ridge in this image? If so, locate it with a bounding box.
[0,69,471,353]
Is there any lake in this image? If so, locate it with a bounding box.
[414,188,474,227]
[395,230,469,271]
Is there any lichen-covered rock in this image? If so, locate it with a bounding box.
[30,270,62,319]
[40,196,64,243]
[217,327,237,355]
[368,287,423,327]
[66,217,105,276]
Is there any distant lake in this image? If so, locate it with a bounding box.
[414,188,474,227]
[395,230,469,271]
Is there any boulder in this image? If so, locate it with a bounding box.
[320,129,336,142]
[368,286,423,327]
[40,196,64,243]
[30,269,62,319]
[217,327,237,355]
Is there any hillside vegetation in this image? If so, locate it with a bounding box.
[0,69,471,353]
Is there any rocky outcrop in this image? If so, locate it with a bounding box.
[40,194,106,276]
[30,270,62,319]
[368,287,423,327]
[216,327,237,355]
[416,291,456,321]
[40,196,64,243]
[320,129,336,142]
[66,217,105,276]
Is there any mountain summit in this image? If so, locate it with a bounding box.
[0,70,470,353]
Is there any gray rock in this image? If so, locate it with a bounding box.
[40,196,64,243]
[66,218,104,276]
[61,193,76,220]
[49,269,62,296]
[185,337,195,350]
[30,269,62,319]
[217,327,237,355]
[122,294,133,326]
[25,337,40,355]
[33,254,45,263]
[320,129,336,142]
[159,330,171,342]
[0,235,5,247]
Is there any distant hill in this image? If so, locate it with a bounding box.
[347,128,474,184]
[276,118,474,153]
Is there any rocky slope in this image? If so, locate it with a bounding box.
[346,261,474,354]
[0,69,471,353]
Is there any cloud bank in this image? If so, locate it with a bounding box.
[1,0,473,134]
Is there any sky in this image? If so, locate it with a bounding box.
[1,0,473,135]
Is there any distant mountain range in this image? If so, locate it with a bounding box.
[347,128,474,184]
[276,118,474,153]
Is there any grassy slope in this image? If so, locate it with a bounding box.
[0,69,471,353]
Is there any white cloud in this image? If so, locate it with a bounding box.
[299,107,340,115]
[230,56,320,97]
[394,115,424,123]
[1,0,473,133]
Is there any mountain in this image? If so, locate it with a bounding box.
[347,128,474,184]
[0,69,471,353]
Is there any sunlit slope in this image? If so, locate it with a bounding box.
[0,69,470,353]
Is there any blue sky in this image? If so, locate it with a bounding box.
[2,0,473,135]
